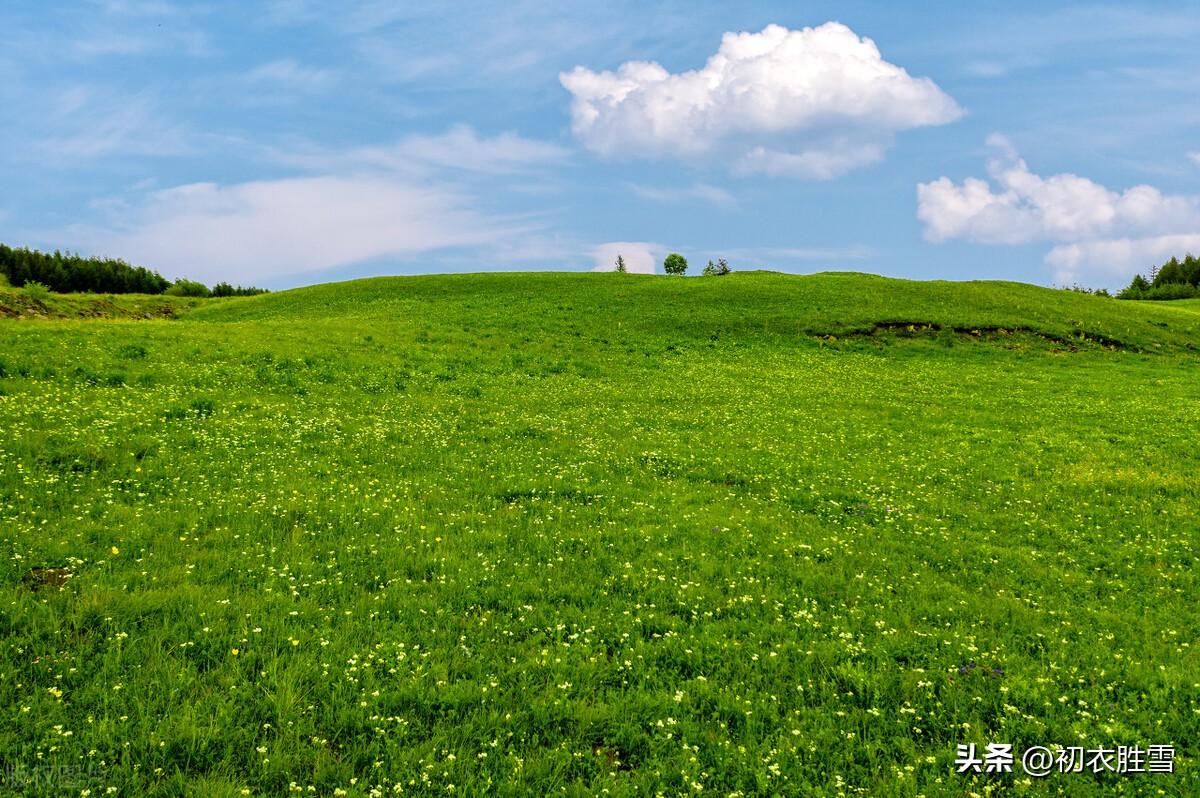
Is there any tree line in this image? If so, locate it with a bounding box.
[1118,254,1200,300]
[615,252,732,276]
[0,243,266,297]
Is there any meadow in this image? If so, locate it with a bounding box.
[0,271,1197,796]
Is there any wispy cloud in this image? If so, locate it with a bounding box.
[99,0,176,17]
[270,125,569,176]
[40,89,194,159]
[245,59,336,93]
[67,2,212,61]
[627,182,736,208]
[66,175,535,284]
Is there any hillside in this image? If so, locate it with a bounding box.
[0,285,203,319]
[187,270,1200,352]
[1,271,1197,796]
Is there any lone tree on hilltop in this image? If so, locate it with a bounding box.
[615,254,626,273]
[663,252,688,276]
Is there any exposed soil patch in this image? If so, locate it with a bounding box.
[20,567,73,591]
[811,320,1132,351]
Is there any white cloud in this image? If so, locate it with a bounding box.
[1046,235,1200,285]
[66,2,211,61]
[561,22,961,178]
[591,242,660,274]
[245,59,336,92]
[51,125,571,285]
[386,126,568,174]
[627,182,736,208]
[1189,151,1200,167]
[41,90,194,159]
[272,125,568,176]
[100,0,175,16]
[917,136,1200,285]
[66,176,526,284]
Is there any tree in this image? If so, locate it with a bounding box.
[702,258,731,277]
[663,252,688,276]
[1155,256,1182,287]
[615,254,626,273]
[0,242,170,294]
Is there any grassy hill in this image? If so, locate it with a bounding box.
[1,272,1197,796]
[189,270,1200,351]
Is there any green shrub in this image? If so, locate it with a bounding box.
[212,281,268,297]
[703,258,732,277]
[24,281,51,302]
[166,279,212,297]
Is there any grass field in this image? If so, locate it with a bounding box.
[0,271,1197,796]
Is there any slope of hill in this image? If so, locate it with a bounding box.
[188,270,1200,352]
[0,284,203,319]
[1,271,1197,796]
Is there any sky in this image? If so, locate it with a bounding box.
[1,1,1198,291]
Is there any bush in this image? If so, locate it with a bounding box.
[1063,283,1109,296]
[166,279,212,297]
[1122,283,1200,301]
[663,253,688,276]
[212,281,269,297]
[23,281,51,302]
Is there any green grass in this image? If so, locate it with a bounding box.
[0,271,1197,796]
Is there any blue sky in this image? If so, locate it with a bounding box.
[2,1,1198,290]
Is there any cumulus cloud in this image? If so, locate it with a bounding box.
[66,176,526,284]
[1045,235,1200,284]
[917,136,1200,285]
[591,242,660,274]
[561,22,961,178]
